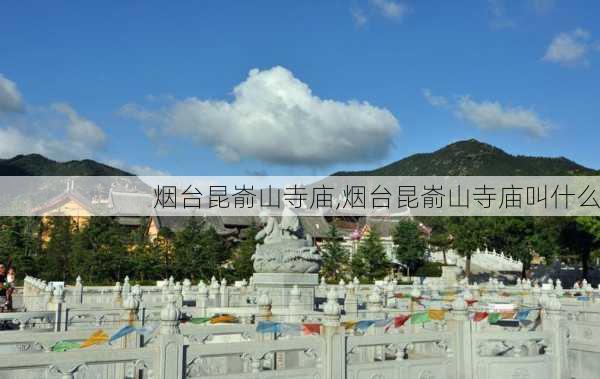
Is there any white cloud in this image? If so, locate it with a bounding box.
[543,28,597,67]
[530,0,555,14]
[52,103,107,150]
[422,88,448,108]
[351,7,368,27]
[370,0,408,20]
[105,159,170,176]
[488,0,516,29]
[0,74,24,113]
[455,96,549,137]
[123,66,400,167]
[0,103,107,160]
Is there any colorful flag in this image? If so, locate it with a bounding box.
[51,341,80,352]
[279,323,303,335]
[137,323,158,339]
[373,318,392,328]
[109,325,137,345]
[342,321,358,330]
[189,317,211,325]
[487,313,501,324]
[428,309,447,321]
[356,320,375,331]
[393,315,410,328]
[411,312,430,325]
[256,321,280,334]
[80,330,109,348]
[394,293,408,299]
[516,309,530,321]
[302,323,321,335]
[472,312,488,322]
[210,314,238,324]
[576,296,590,302]
[500,311,516,319]
[466,299,478,306]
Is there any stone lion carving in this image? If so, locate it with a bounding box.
[252,208,322,273]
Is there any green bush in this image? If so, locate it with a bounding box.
[414,262,443,277]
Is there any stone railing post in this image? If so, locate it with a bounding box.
[209,276,220,307]
[116,294,141,378]
[182,278,192,302]
[50,285,65,332]
[74,276,83,304]
[113,281,122,306]
[220,278,229,307]
[156,295,184,379]
[366,286,383,320]
[322,288,344,379]
[344,282,358,319]
[256,292,272,322]
[542,295,569,379]
[288,285,303,323]
[173,282,184,307]
[450,296,472,379]
[196,281,209,317]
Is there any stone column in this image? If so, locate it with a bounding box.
[256,291,272,322]
[156,295,184,379]
[542,295,569,379]
[344,282,358,319]
[73,276,83,305]
[322,288,344,379]
[288,285,303,323]
[196,281,209,317]
[450,296,472,379]
[220,278,229,307]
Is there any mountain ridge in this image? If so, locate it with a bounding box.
[334,139,597,176]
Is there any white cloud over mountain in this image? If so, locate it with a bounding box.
[423,90,550,137]
[123,66,400,167]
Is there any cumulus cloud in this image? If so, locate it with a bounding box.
[422,88,449,108]
[122,66,400,167]
[351,7,368,27]
[370,0,408,20]
[0,74,24,113]
[0,103,107,160]
[543,28,598,67]
[455,96,549,137]
[52,103,107,150]
[422,90,550,137]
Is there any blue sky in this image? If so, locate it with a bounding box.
[0,0,599,175]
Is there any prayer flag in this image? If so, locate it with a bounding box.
[302,323,321,335]
[189,317,211,325]
[256,321,279,334]
[487,313,501,324]
[473,312,488,322]
[356,320,375,331]
[80,330,109,348]
[51,341,80,352]
[109,325,136,345]
[411,312,430,325]
[394,315,410,328]
[428,309,447,321]
[210,314,238,324]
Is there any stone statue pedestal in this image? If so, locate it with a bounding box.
[252,273,318,310]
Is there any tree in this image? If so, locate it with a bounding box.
[43,217,74,281]
[448,217,488,279]
[421,217,452,265]
[231,224,258,281]
[172,218,229,282]
[351,229,391,283]
[320,225,349,283]
[392,219,427,276]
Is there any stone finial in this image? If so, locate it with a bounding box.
[452,295,468,312]
[160,295,181,335]
[257,291,272,307]
[114,281,122,292]
[52,286,64,303]
[339,279,345,286]
[353,277,360,285]
[323,288,341,317]
[198,281,208,294]
[75,276,82,287]
[123,294,139,310]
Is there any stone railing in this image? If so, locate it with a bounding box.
[0,289,578,379]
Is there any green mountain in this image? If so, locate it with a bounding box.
[335,139,597,176]
[0,154,132,176]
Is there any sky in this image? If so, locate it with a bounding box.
[0,0,599,176]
